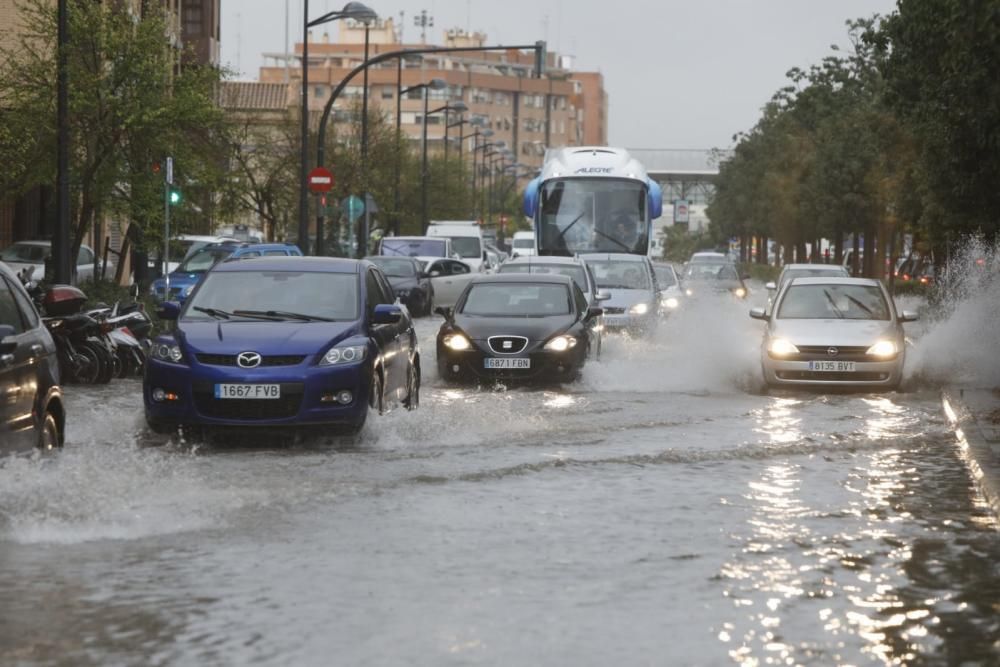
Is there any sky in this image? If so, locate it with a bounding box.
[220,0,898,150]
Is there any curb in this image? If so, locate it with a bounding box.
[942,388,1000,520]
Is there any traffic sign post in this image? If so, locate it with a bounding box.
[309,167,334,255]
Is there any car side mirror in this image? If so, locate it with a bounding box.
[749,307,768,320]
[765,281,776,291]
[372,304,402,325]
[429,270,442,278]
[434,306,453,321]
[157,301,181,321]
[900,310,919,323]
[585,306,604,320]
[595,290,611,302]
[0,324,17,356]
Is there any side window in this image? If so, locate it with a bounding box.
[365,270,392,310]
[77,246,94,266]
[238,251,261,258]
[573,284,588,313]
[0,278,26,334]
[6,277,38,329]
[263,250,287,257]
[428,261,444,276]
[373,271,395,305]
[449,261,470,275]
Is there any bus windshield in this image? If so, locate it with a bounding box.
[536,178,648,256]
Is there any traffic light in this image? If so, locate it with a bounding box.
[168,187,181,205]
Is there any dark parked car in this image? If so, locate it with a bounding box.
[365,256,434,316]
[0,261,64,453]
[145,257,420,436]
[435,274,602,384]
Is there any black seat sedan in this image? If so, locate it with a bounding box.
[365,256,433,316]
[0,261,64,453]
[435,274,602,383]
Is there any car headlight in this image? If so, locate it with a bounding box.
[734,287,747,299]
[866,340,898,358]
[152,342,185,364]
[544,335,577,352]
[685,288,694,297]
[629,302,650,315]
[183,284,195,297]
[767,338,799,357]
[662,297,679,309]
[443,333,471,351]
[320,344,367,366]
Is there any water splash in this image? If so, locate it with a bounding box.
[906,237,1000,387]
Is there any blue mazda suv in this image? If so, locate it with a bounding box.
[144,257,420,435]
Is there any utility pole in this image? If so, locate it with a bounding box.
[414,9,433,44]
[164,157,173,293]
[54,0,71,284]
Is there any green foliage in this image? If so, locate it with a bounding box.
[660,226,717,263]
[743,263,781,283]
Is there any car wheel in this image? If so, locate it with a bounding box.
[37,410,61,451]
[404,360,420,411]
[74,344,103,384]
[369,369,385,416]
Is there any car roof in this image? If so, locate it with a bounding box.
[782,263,846,271]
[503,255,583,266]
[469,273,575,286]
[213,256,361,274]
[787,276,883,287]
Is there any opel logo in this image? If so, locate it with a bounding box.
[237,351,262,368]
[827,347,839,357]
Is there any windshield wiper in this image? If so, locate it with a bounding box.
[553,212,585,246]
[192,306,232,320]
[592,228,632,252]
[822,289,845,319]
[233,309,334,322]
[843,295,875,318]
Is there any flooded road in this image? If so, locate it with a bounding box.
[2,293,999,666]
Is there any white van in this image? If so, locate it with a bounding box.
[511,231,536,258]
[427,221,485,272]
[379,235,454,260]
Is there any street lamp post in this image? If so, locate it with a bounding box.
[54,0,70,283]
[394,77,446,236]
[437,101,467,161]
[420,101,468,232]
[469,128,493,207]
[299,2,377,256]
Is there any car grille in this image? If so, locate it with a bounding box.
[487,336,528,354]
[777,371,889,382]
[196,354,307,367]
[790,345,873,362]
[602,307,625,315]
[192,382,304,420]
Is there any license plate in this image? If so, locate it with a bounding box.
[484,358,531,369]
[808,361,856,372]
[214,384,281,399]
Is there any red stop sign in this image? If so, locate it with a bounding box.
[308,167,334,193]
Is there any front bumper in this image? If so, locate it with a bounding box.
[601,312,657,335]
[762,355,903,386]
[437,345,585,383]
[143,357,371,428]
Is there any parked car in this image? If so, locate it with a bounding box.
[0,240,111,285]
[580,253,660,335]
[145,257,420,436]
[150,242,302,303]
[750,277,918,389]
[0,261,64,453]
[365,256,434,316]
[435,273,601,384]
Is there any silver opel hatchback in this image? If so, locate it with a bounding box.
[750,277,918,389]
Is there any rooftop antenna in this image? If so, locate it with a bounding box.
[283,0,290,82]
[397,10,405,42]
[236,11,243,77]
[414,9,433,45]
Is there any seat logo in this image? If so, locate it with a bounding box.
[237,351,262,368]
[827,347,838,357]
[503,341,512,349]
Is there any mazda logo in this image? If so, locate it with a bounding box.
[827,347,839,357]
[237,351,262,368]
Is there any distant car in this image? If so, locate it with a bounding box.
[365,256,433,316]
[485,243,509,263]
[581,253,660,335]
[651,262,683,313]
[145,257,420,435]
[510,231,536,258]
[435,273,601,384]
[750,277,918,389]
[766,263,850,309]
[498,254,609,356]
[682,262,749,300]
[150,242,302,303]
[0,240,111,285]
[423,257,478,308]
[0,261,63,453]
[687,251,728,264]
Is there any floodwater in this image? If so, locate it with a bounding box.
[2,285,999,666]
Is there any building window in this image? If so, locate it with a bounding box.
[381,86,394,99]
[314,86,325,99]
[471,88,491,104]
[182,0,203,38]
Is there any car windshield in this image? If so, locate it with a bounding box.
[781,267,848,285]
[368,258,416,277]
[499,263,587,292]
[653,265,677,287]
[177,247,233,273]
[184,271,359,321]
[777,284,890,320]
[586,260,651,290]
[460,283,572,317]
[0,243,48,262]
[380,238,447,258]
[684,263,738,281]
[450,237,482,259]
[513,238,535,249]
